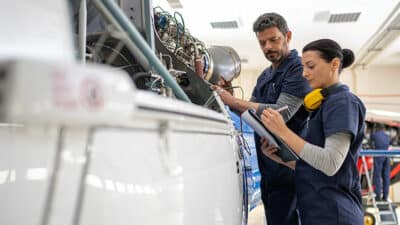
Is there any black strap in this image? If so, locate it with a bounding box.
[320,82,343,97]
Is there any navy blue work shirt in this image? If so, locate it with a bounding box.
[371,130,390,150]
[296,85,366,225]
[251,49,311,187]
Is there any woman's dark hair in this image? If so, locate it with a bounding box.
[253,12,289,35]
[302,39,355,73]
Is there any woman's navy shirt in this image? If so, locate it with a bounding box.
[296,84,366,225]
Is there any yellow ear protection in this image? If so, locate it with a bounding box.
[304,88,324,111]
[303,83,342,111]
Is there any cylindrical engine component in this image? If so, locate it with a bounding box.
[207,46,241,82]
[194,57,204,77]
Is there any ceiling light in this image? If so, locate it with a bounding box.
[210,21,239,29]
[328,12,361,23]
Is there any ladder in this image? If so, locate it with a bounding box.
[360,155,398,225]
[376,201,397,225]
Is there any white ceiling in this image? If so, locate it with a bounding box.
[153,0,400,70]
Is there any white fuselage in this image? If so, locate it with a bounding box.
[0,60,245,225]
[0,1,245,224]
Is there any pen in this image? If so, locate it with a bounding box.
[276,105,289,112]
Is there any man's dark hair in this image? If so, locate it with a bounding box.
[376,123,386,130]
[253,12,289,34]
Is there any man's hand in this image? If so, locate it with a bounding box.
[211,81,259,113]
[211,85,236,106]
[217,78,234,95]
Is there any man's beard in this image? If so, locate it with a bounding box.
[264,50,283,63]
[264,42,288,64]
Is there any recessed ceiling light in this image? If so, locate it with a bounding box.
[210,21,239,29]
[329,12,361,23]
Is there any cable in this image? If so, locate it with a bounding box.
[132,71,151,82]
[203,92,217,108]
[223,85,245,132]
[160,54,173,69]
[173,11,185,31]
[153,6,165,13]
[242,134,252,155]
[150,76,162,89]
[173,11,185,51]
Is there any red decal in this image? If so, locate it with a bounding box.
[52,71,78,109]
[80,78,104,111]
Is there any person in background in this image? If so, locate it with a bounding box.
[371,123,391,201]
[261,39,365,225]
[213,12,310,225]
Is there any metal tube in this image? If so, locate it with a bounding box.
[95,0,191,103]
[143,0,155,51]
[352,2,400,68]
[79,0,87,63]
[360,150,400,156]
[361,156,377,207]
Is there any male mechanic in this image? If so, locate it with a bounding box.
[213,13,310,225]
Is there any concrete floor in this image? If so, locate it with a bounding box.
[248,205,266,225]
[248,203,400,225]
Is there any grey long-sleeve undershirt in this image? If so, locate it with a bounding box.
[251,93,303,122]
[299,132,351,176]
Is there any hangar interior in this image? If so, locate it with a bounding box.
[2,0,400,225]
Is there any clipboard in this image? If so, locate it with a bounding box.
[241,109,299,162]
